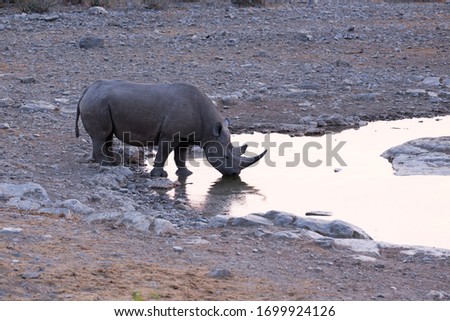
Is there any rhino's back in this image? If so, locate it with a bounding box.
[81,80,218,144]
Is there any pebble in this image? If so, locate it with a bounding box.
[20,77,36,84]
[421,76,442,87]
[305,210,332,217]
[221,95,239,106]
[1,227,23,234]
[21,272,41,279]
[173,246,184,253]
[87,6,108,15]
[406,89,427,97]
[208,268,231,279]
[0,97,14,108]
[79,36,104,49]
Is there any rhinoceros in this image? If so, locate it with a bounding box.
[75,80,267,177]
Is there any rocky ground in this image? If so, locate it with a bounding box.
[1,1,450,301]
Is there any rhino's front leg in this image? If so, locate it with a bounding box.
[174,145,193,177]
[150,141,171,177]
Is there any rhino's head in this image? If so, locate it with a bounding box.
[204,121,267,176]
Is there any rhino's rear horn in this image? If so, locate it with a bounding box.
[240,150,267,169]
[233,144,248,156]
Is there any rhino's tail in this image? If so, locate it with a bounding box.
[75,86,89,138]
[75,101,80,138]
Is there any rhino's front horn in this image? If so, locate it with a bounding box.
[240,150,267,169]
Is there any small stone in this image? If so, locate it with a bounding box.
[352,255,377,262]
[21,272,40,279]
[336,60,351,67]
[443,78,450,88]
[226,38,240,46]
[208,268,231,279]
[438,91,450,99]
[87,6,108,15]
[0,97,14,108]
[20,77,36,84]
[38,207,72,219]
[305,211,332,217]
[1,227,23,234]
[173,246,184,253]
[353,92,381,101]
[62,199,94,215]
[421,76,442,87]
[221,95,239,106]
[40,14,59,22]
[79,36,104,49]
[1,123,10,129]
[145,178,179,190]
[175,203,192,211]
[406,89,427,97]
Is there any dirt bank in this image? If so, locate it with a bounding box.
[1,1,449,301]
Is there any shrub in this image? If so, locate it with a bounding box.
[17,0,58,13]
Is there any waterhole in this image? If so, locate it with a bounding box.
[162,116,450,249]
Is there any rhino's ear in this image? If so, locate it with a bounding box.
[213,122,222,137]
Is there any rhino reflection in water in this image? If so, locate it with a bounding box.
[75,80,267,177]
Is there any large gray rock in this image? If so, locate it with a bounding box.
[115,211,151,232]
[382,137,450,176]
[61,199,95,215]
[294,217,372,239]
[421,76,443,87]
[231,213,274,227]
[263,210,295,227]
[152,218,177,236]
[6,198,41,211]
[0,182,51,205]
[209,215,230,228]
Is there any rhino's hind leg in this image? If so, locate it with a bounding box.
[92,134,116,166]
[174,145,193,177]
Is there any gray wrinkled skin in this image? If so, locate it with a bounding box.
[76,80,266,177]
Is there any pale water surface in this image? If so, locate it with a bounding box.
[163,117,450,249]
